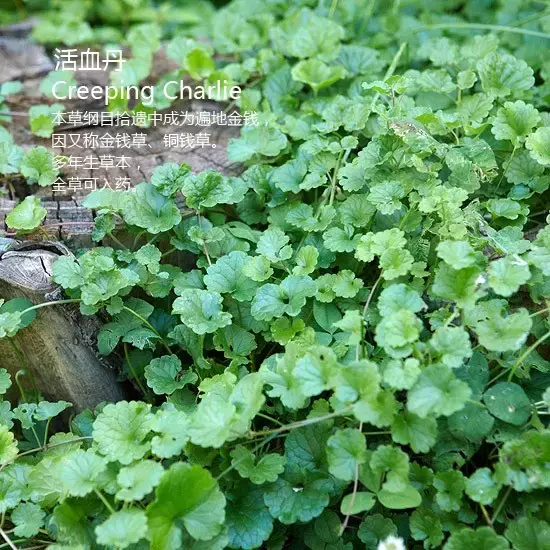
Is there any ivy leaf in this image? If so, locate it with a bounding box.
[339,492,375,515]
[477,52,534,98]
[150,162,190,196]
[93,401,153,465]
[5,197,47,231]
[291,59,347,93]
[505,517,550,550]
[263,470,332,524]
[144,355,198,395]
[120,183,182,233]
[0,426,18,465]
[115,460,164,502]
[408,365,471,418]
[95,509,148,549]
[410,509,444,549]
[251,275,317,321]
[327,428,367,481]
[204,251,259,302]
[173,289,232,334]
[256,227,292,263]
[147,463,226,543]
[436,240,479,270]
[60,450,107,497]
[11,502,45,538]
[226,486,274,550]
[483,382,531,426]
[391,412,437,453]
[488,256,531,297]
[445,527,510,550]
[429,326,472,369]
[228,125,288,162]
[150,409,189,459]
[230,446,286,485]
[434,470,465,512]
[526,127,550,166]
[491,101,540,144]
[473,303,532,352]
[20,147,58,187]
[465,468,500,505]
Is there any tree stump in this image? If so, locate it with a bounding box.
[0,239,127,410]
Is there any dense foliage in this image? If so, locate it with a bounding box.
[1,0,550,548]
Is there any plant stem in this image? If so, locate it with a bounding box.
[507,329,550,382]
[124,343,149,397]
[122,306,173,354]
[0,529,17,550]
[216,434,278,481]
[491,486,513,523]
[415,22,550,39]
[370,42,407,112]
[480,503,494,529]
[94,489,116,514]
[358,274,382,359]
[107,232,129,250]
[19,299,81,316]
[255,412,285,427]
[248,406,353,438]
[339,421,363,536]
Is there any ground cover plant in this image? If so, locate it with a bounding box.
[1,0,550,548]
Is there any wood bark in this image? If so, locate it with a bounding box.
[0,239,128,410]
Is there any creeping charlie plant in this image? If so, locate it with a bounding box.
[0,0,549,549]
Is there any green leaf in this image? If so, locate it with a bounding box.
[150,409,189,459]
[116,460,164,501]
[145,355,198,395]
[408,365,472,418]
[434,470,465,512]
[226,486,273,549]
[430,326,472,369]
[526,127,550,166]
[95,509,148,549]
[11,502,45,538]
[339,492,375,515]
[147,463,226,543]
[483,382,531,426]
[474,303,532,352]
[93,401,153,465]
[256,227,292,263]
[488,256,531,297]
[327,428,367,481]
[60,450,107,497]
[228,125,288,163]
[477,52,534,98]
[5,196,46,231]
[377,485,422,509]
[505,517,550,550]
[465,468,500,505]
[444,527,510,550]
[251,275,317,321]
[291,59,347,93]
[204,251,259,301]
[120,183,182,233]
[391,412,437,453]
[436,240,479,270]
[0,426,18,465]
[491,101,540,144]
[410,509,444,549]
[230,446,286,485]
[263,472,332,524]
[173,289,232,334]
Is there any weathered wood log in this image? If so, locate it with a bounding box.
[0,239,127,410]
